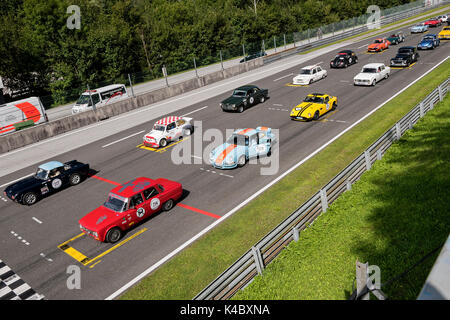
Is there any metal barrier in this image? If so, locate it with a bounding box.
[264,1,450,64]
[194,78,450,300]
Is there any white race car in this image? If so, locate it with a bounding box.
[292,65,327,85]
[353,63,390,86]
[143,116,193,148]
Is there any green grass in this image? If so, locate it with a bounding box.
[234,90,450,300]
[119,57,450,300]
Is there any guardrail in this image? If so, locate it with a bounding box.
[194,77,450,300]
[263,1,450,64]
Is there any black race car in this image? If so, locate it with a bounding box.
[240,51,267,63]
[220,85,269,113]
[330,50,358,68]
[4,160,90,205]
[390,46,419,67]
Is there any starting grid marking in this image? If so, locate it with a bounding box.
[0,260,44,300]
[285,83,309,87]
[391,62,417,70]
[137,137,190,153]
[200,167,234,179]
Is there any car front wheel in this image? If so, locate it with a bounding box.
[237,156,247,167]
[22,192,38,206]
[159,139,168,147]
[106,228,122,243]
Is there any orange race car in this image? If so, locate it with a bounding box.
[367,38,391,52]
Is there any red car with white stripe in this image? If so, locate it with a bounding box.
[424,18,442,27]
[143,116,194,148]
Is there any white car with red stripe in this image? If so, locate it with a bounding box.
[143,116,194,148]
[209,127,275,169]
[0,97,48,136]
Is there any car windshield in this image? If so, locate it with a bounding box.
[76,94,90,105]
[444,27,450,30]
[300,69,312,75]
[153,124,166,131]
[103,195,127,213]
[395,54,409,59]
[35,168,48,180]
[304,96,324,103]
[362,68,377,73]
[374,39,383,43]
[398,49,411,54]
[233,90,247,97]
[226,134,248,146]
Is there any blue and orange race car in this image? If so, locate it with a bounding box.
[209,127,276,169]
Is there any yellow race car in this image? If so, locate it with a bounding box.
[438,26,450,40]
[290,93,338,121]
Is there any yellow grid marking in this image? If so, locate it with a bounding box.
[137,137,190,153]
[285,83,309,87]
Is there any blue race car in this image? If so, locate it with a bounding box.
[417,34,440,50]
[411,23,428,33]
[210,127,275,169]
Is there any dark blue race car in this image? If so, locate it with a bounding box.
[417,34,440,50]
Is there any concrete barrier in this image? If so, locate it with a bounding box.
[0,58,264,154]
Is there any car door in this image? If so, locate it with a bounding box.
[166,122,178,141]
[248,134,260,158]
[143,187,162,215]
[128,193,150,225]
[322,96,331,115]
[247,89,255,105]
[47,167,67,191]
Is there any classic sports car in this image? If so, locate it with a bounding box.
[79,177,183,243]
[209,127,275,169]
[411,23,428,33]
[143,116,193,148]
[330,50,358,68]
[290,93,337,121]
[292,65,327,85]
[417,34,440,50]
[4,160,90,205]
[220,85,268,113]
[367,38,390,52]
[240,51,267,63]
[438,26,450,40]
[390,46,419,67]
[424,18,442,27]
[387,32,405,45]
[354,63,391,86]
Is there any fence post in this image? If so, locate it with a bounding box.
[251,247,264,275]
[283,34,286,50]
[364,150,372,171]
[408,118,413,130]
[273,36,277,52]
[162,65,169,87]
[438,85,443,101]
[429,100,434,110]
[320,189,328,212]
[262,39,265,53]
[356,260,370,300]
[376,149,383,161]
[128,74,135,98]
[293,33,296,47]
[193,57,199,78]
[395,122,401,140]
[307,29,310,43]
[219,50,224,71]
[419,102,424,118]
[346,179,352,191]
[293,227,300,242]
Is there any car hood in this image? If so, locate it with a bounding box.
[368,43,382,49]
[419,40,434,45]
[221,96,244,105]
[210,143,245,164]
[290,102,319,117]
[354,73,375,80]
[79,206,119,231]
[145,130,164,140]
[5,176,42,194]
[331,57,346,63]
[293,74,313,80]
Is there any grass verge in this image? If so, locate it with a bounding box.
[119,58,450,300]
[233,85,450,300]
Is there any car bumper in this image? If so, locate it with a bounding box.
[143,141,159,148]
[390,61,408,67]
[221,104,238,111]
[210,161,237,170]
[290,116,310,121]
[353,80,372,86]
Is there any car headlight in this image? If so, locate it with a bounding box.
[295,108,301,111]
[225,157,235,165]
[308,113,312,117]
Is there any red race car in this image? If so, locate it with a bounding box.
[79,177,183,243]
[424,19,442,27]
[367,38,390,52]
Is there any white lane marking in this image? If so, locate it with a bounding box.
[10,231,30,246]
[0,173,34,189]
[200,167,234,178]
[182,106,209,117]
[191,155,202,160]
[105,54,450,301]
[40,253,53,263]
[273,73,294,82]
[102,131,145,148]
[268,108,289,112]
[357,43,369,49]
[340,80,350,83]
[273,103,284,107]
[32,217,43,224]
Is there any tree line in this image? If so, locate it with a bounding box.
[0,0,414,105]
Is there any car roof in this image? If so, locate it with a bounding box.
[233,128,257,136]
[235,85,258,91]
[363,63,384,68]
[302,65,320,70]
[38,161,64,171]
[110,177,155,198]
[155,116,182,125]
[399,46,415,49]
[308,93,327,97]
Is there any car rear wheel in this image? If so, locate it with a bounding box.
[260,96,265,103]
[106,228,122,243]
[159,139,168,147]
[23,192,38,206]
[69,173,82,186]
[372,80,376,86]
[183,128,192,136]
[331,102,337,111]
[163,199,175,211]
[238,106,244,113]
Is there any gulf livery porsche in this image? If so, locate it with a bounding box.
[290,93,337,121]
[209,127,275,169]
[143,116,193,148]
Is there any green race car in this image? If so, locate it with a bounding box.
[220,85,269,113]
[387,32,406,45]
